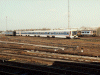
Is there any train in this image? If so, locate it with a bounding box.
[77,30,96,37]
[4,29,97,38]
[5,29,78,39]
[5,31,16,36]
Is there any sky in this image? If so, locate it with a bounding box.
[0,0,100,31]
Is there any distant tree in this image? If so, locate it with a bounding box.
[96,27,100,36]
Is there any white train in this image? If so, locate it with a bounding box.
[16,29,78,39]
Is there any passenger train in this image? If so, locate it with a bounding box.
[4,29,97,38]
[77,30,96,37]
[5,31,16,36]
[5,30,78,39]
[16,30,78,39]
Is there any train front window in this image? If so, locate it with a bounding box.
[72,31,77,36]
[93,31,96,33]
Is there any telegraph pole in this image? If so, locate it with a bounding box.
[6,16,7,31]
[68,0,69,29]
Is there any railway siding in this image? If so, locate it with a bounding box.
[0,41,100,57]
[0,41,65,50]
[0,35,100,74]
[0,58,100,75]
[0,48,100,63]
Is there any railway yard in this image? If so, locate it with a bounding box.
[0,34,100,75]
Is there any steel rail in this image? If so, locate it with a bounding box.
[0,41,65,50]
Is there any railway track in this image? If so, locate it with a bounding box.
[0,41,100,57]
[0,59,100,75]
[0,48,100,64]
[0,41,65,50]
[1,36,100,52]
[1,36,100,46]
[0,36,100,74]
[1,36,100,53]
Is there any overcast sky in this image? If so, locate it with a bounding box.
[0,0,100,31]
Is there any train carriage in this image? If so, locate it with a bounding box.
[5,31,16,36]
[77,30,96,37]
[16,30,78,39]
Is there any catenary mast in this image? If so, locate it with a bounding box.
[68,0,69,29]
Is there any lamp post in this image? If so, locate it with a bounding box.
[6,16,7,31]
